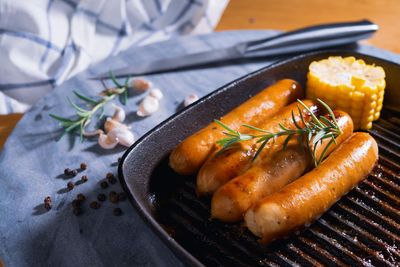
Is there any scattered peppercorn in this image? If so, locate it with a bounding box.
[97,193,106,202]
[80,162,88,170]
[112,208,123,216]
[73,207,83,216]
[77,193,85,201]
[44,196,52,210]
[109,191,118,203]
[109,177,117,184]
[118,192,127,201]
[81,175,88,182]
[71,169,78,176]
[118,157,121,162]
[44,196,51,203]
[67,181,75,190]
[72,199,81,208]
[106,173,114,180]
[64,168,71,175]
[90,201,100,209]
[44,202,52,211]
[100,181,109,189]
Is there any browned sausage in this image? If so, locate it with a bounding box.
[197,100,323,195]
[169,79,303,175]
[244,132,378,245]
[211,111,354,222]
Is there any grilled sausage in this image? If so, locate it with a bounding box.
[245,132,378,245]
[211,111,353,222]
[197,100,323,195]
[169,79,303,175]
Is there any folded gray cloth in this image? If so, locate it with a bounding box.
[0,30,399,267]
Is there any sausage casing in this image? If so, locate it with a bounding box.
[169,79,303,175]
[197,100,322,195]
[211,111,354,222]
[244,132,378,245]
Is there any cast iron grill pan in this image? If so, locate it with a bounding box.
[119,51,400,266]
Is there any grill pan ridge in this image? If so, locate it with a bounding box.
[119,51,400,266]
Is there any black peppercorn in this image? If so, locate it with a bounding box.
[97,193,106,202]
[109,191,118,203]
[90,201,100,209]
[64,168,71,175]
[72,199,81,208]
[71,169,78,176]
[100,181,108,189]
[44,196,51,203]
[118,192,127,201]
[67,181,75,190]
[112,208,122,216]
[73,207,83,216]
[106,173,114,180]
[77,193,85,201]
[81,175,88,182]
[118,157,121,162]
[109,177,117,184]
[44,202,52,211]
[80,162,88,170]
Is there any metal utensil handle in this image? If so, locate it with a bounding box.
[244,20,378,56]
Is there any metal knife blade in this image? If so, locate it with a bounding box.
[92,20,378,79]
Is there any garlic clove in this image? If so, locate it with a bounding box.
[184,94,199,107]
[104,118,130,133]
[111,104,126,122]
[137,95,159,117]
[83,129,103,137]
[132,78,152,91]
[149,88,163,100]
[98,133,119,149]
[108,127,135,147]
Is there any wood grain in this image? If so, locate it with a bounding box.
[216,0,400,54]
[0,114,23,151]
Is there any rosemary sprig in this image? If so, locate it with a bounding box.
[49,71,131,142]
[215,99,342,167]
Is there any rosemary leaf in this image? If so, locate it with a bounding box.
[49,114,75,122]
[73,91,99,104]
[252,139,268,162]
[319,116,336,128]
[110,70,122,88]
[68,97,89,113]
[291,110,302,129]
[214,120,238,135]
[243,124,272,134]
[282,134,293,151]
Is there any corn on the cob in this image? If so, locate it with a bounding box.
[306,56,385,129]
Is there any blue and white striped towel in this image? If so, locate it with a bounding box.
[0,0,228,114]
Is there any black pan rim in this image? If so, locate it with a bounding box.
[118,49,399,266]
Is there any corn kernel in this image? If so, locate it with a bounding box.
[306,56,386,129]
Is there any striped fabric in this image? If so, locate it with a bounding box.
[0,0,228,114]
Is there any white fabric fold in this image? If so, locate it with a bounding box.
[0,0,229,114]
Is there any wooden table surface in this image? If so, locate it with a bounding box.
[0,1,398,264]
[0,0,398,153]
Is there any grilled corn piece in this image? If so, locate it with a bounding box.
[306,56,385,129]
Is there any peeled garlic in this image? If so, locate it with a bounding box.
[107,127,135,147]
[149,88,163,100]
[137,95,159,117]
[104,117,130,133]
[98,132,119,149]
[111,104,126,122]
[184,94,199,107]
[96,105,135,149]
[132,78,152,91]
